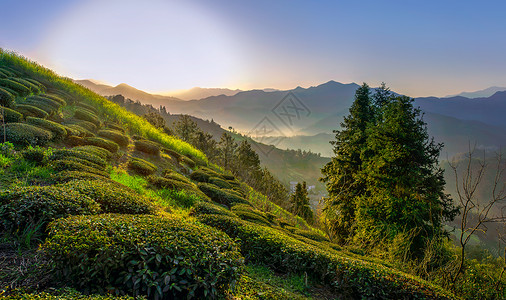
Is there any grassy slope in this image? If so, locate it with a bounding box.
[0,49,455,299]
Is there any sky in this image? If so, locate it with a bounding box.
[1,0,506,97]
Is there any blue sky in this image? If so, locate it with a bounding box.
[1,0,506,97]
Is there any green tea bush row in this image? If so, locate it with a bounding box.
[43,214,244,298]
[231,204,271,226]
[24,78,46,92]
[65,119,97,132]
[76,101,98,114]
[10,77,41,93]
[0,185,100,234]
[198,214,453,299]
[134,139,160,156]
[83,137,119,153]
[293,229,330,243]
[19,95,62,112]
[41,93,66,106]
[66,124,94,137]
[50,149,107,168]
[197,183,249,207]
[105,122,124,133]
[0,78,31,96]
[128,157,157,175]
[179,155,196,168]
[209,177,232,189]
[73,145,112,160]
[13,104,49,118]
[189,201,237,218]
[26,116,67,140]
[51,170,112,183]
[50,159,109,177]
[61,180,157,214]
[0,123,52,146]
[0,87,14,107]
[74,108,99,125]
[163,169,191,184]
[98,129,129,147]
[1,105,22,122]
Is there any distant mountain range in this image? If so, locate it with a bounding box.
[446,86,506,98]
[164,87,242,100]
[79,79,506,158]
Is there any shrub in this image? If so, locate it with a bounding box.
[21,145,47,164]
[98,129,129,147]
[0,123,52,146]
[189,201,237,218]
[1,105,22,122]
[179,155,196,168]
[65,119,97,132]
[162,148,181,160]
[26,116,67,140]
[0,185,100,234]
[10,77,41,93]
[24,78,46,92]
[43,214,244,298]
[76,101,98,114]
[12,104,49,118]
[0,78,31,96]
[189,170,211,182]
[105,122,125,133]
[62,180,157,214]
[50,149,107,167]
[73,145,112,160]
[83,137,119,153]
[51,170,112,183]
[66,124,94,137]
[231,204,271,226]
[198,214,453,299]
[197,183,249,207]
[50,159,109,177]
[209,176,232,189]
[62,125,81,136]
[0,87,14,107]
[128,157,157,175]
[134,139,160,156]
[158,189,200,208]
[41,93,67,106]
[74,108,99,125]
[293,229,330,243]
[163,169,192,184]
[65,135,84,146]
[19,95,62,113]
[222,174,236,180]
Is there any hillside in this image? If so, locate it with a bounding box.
[0,51,461,299]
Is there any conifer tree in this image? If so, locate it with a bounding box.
[320,83,374,242]
[173,115,198,142]
[290,182,314,223]
[218,132,237,170]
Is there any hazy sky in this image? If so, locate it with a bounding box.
[1,0,506,97]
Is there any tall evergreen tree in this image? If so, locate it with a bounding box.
[173,115,198,142]
[355,95,457,257]
[218,132,237,170]
[320,83,374,242]
[290,182,314,223]
[234,140,261,183]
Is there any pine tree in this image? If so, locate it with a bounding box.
[290,182,314,223]
[218,132,237,170]
[173,115,198,142]
[355,95,457,258]
[320,83,374,242]
[234,140,261,183]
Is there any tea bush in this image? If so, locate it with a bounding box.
[162,169,192,184]
[0,87,14,107]
[83,137,119,153]
[50,159,109,177]
[231,204,271,226]
[18,95,61,113]
[128,157,157,175]
[98,129,129,147]
[189,170,211,183]
[293,229,330,243]
[179,155,196,168]
[61,180,157,214]
[21,145,47,164]
[76,101,98,114]
[105,122,125,133]
[197,183,249,207]
[1,105,22,122]
[0,185,100,234]
[189,201,237,218]
[10,77,41,93]
[73,145,112,160]
[209,177,232,189]
[66,124,94,137]
[0,123,52,146]
[198,214,453,299]
[41,93,67,106]
[74,108,99,125]
[26,116,67,140]
[13,104,49,118]
[43,214,244,299]
[65,119,97,132]
[50,149,107,168]
[0,78,31,96]
[134,139,160,156]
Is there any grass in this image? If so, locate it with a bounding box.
[0,153,12,168]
